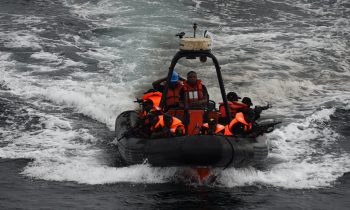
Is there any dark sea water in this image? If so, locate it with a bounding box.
[1,0,350,209]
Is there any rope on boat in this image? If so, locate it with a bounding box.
[222,136,234,170]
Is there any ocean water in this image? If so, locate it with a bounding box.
[1,0,350,209]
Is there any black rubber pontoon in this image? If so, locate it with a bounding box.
[115,111,268,168]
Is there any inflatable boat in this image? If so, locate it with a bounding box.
[114,24,274,171]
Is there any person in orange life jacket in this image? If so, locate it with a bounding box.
[142,89,162,107]
[140,98,163,117]
[140,99,153,116]
[219,92,248,121]
[179,71,209,108]
[139,89,162,117]
[200,118,225,135]
[150,113,185,138]
[152,71,185,109]
[224,109,255,136]
[132,112,161,138]
[241,97,271,120]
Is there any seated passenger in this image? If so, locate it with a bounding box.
[150,113,185,138]
[200,118,225,135]
[219,92,248,121]
[131,112,160,138]
[224,109,255,136]
[152,71,185,109]
[180,71,209,109]
[241,97,271,120]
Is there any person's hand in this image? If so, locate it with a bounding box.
[175,127,184,136]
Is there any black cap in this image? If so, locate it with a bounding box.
[227,92,241,101]
[242,97,253,106]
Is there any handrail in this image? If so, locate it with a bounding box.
[160,50,232,123]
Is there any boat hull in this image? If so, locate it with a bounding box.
[114,111,268,168]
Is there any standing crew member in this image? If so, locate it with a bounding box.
[152,71,185,109]
[180,71,209,108]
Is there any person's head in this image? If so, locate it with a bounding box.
[142,99,154,112]
[163,113,173,128]
[170,70,179,83]
[242,97,253,107]
[208,118,217,129]
[169,70,179,88]
[227,92,240,102]
[200,56,207,63]
[243,108,255,123]
[187,71,197,85]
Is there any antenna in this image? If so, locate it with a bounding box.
[193,23,197,38]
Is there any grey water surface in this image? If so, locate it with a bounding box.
[1,0,350,209]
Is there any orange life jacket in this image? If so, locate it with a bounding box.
[166,81,182,106]
[170,117,185,134]
[151,115,185,134]
[219,101,248,118]
[224,112,252,135]
[142,91,162,107]
[183,80,204,104]
[202,123,225,134]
